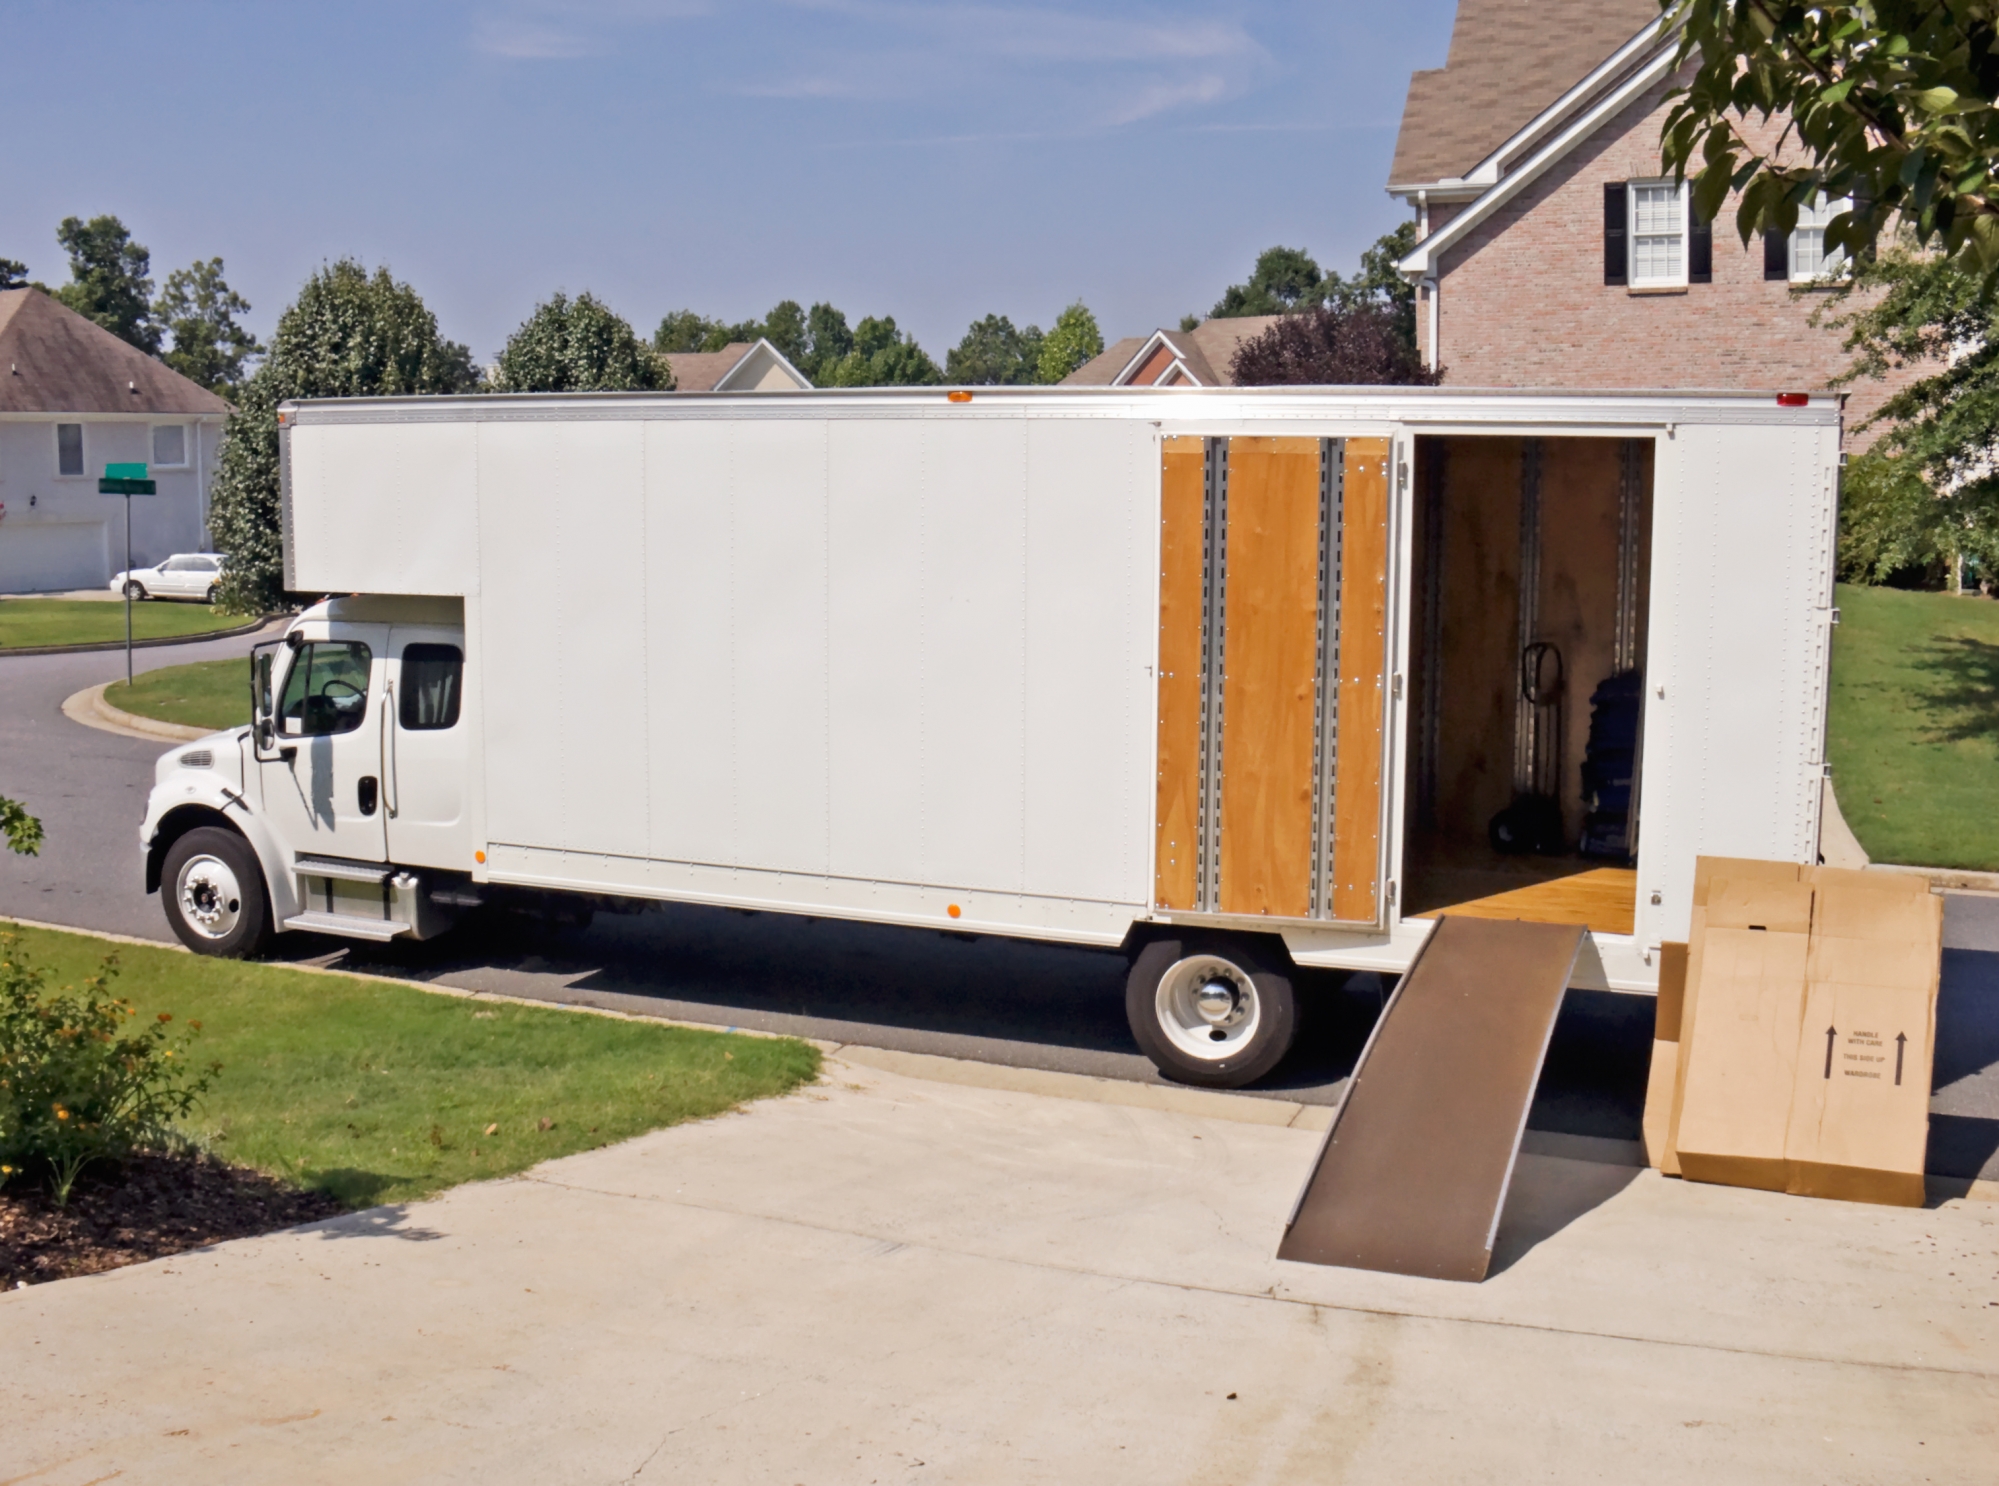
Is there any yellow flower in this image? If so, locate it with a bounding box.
[54,1107,69,1121]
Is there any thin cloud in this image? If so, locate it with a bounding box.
[1102,72,1227,126]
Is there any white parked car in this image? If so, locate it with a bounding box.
[110,552,226,603]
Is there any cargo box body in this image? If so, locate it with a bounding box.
[247,385,1838,990]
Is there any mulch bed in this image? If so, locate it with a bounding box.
[1,1151,344,1288]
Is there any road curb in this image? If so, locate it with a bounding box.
[62,681,212,743]
[0,612,277,658]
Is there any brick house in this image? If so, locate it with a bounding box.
[1389,0,1903,435]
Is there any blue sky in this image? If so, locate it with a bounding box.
[1,0,1457,362]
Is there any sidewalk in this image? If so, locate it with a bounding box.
[5,1051,1996,1483]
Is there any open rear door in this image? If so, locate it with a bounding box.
[1154,435,1391,925]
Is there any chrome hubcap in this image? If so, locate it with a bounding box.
[177,853,243,940]
[1156,954,1260,1061]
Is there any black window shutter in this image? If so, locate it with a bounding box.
[1604,184,1628,285]
[1764,228,1789,280]
[1689,209,1712,283]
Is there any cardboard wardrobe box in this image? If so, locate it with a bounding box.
[1640,941,1687,1171]
[1657,857,1941,1206]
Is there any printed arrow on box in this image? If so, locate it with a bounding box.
[1824,1025,1837,1080]
[1895,1032,1906,1087]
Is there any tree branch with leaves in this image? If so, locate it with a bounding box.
[1662,1,1999,274]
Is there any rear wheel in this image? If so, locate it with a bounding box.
[1125,934,1299,1088]
[161,827,272,958]
[204,583,219,604]
[123,580,148,600]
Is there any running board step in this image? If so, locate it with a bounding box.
[283,911,412,941]
[294,855,392,885]
[1278,916,1586,1282]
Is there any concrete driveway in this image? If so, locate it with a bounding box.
[7,1051,1996,1484]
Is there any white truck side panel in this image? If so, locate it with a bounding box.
[1636,419,1837,947]
[462,412,1153,912]
[480,419,650,859]
[1022,419,1154,904]
[288,421,478,596]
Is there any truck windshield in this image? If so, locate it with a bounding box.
[279,641,372,737]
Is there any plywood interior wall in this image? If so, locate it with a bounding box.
[1153,436,1206,909]
[1538,438,1652,842]
[1217,436,1322,918]
[1421,436,1523,841]
[1413,436,1652,849]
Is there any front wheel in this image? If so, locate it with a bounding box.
[161,827,272,958]
[1125,934,1299,1088]
[123,580,148,600]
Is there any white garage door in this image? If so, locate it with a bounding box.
[0,522,109,593]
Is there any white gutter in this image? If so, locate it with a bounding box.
[1398,41,1681,280]
[1387,15,1677,206]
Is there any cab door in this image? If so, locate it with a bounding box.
[255,625,389,864]
[383,626,470,869]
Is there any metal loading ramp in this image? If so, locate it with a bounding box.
[1278,916,1587,1282]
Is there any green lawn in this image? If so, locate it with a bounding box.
[104,657,250,731]
[0,598,247,650]
[2,923,821,1209]
[1827,582,1999,871]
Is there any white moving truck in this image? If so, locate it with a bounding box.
[141,386,1841,1086]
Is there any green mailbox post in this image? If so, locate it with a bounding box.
[99,462,156,686]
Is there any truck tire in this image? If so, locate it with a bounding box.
[1125,934,1299,1089]
[161,827,272,958]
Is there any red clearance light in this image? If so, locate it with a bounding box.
[1776,392,1810,407]
[947,390,973,403]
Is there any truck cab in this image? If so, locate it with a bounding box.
[143,595,472,955]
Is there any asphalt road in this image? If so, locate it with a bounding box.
[4,627,1996,1174]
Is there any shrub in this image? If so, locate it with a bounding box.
[0,933,218,1205]
[1229,304,1442,387]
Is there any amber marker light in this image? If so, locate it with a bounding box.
[1776,392,1810,407]
[947,903,962,918]
[947,390,973,403]
[475,850,486,864]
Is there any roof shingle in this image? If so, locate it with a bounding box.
[0,289,229,416]
[1389,0,1660,187]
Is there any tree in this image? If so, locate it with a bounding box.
[1035,302,1103,384]
[1819,233,1999,585]
[1229,304,1442,387]
[1321,222,1421,353]
[497,291,666,392]
[209,260,479,612]
[1662,1,1999,277]
[819,315,942,387]
[762,300,810,368]
[157,258,262,395]
[53,215,160,353]
[946,314,1046,385]
[0,259,29,291]
[1211,246,1324,318]
[802,302,854,382]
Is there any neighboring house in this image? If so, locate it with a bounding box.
[1063,317,1284,387]
[662,338,812,392]
[0,288,228,594]
[1388,0,1904,433]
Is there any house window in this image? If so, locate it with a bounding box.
[1791,196,1852,281]
[56,423,84,477]
[1629,182,1687,287]
[152,424,189,468]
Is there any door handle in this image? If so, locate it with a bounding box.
[358,776,379,816]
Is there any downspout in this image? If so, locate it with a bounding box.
[1424,276,1440,373]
